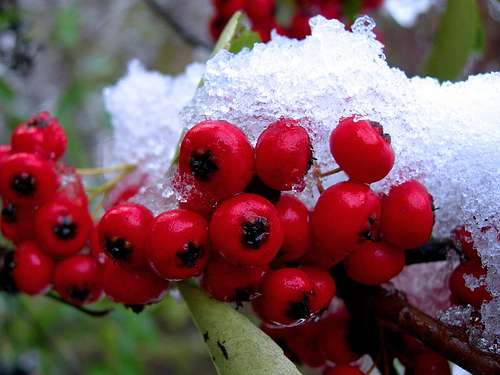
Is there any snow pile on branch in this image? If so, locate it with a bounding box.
[104,16,500,352]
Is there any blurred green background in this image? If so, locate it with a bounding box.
[0,1,499,374]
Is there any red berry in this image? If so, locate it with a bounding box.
[1,201,35,244]
[245,176,281,204]
[451,226,479,262]
[201,256,267,303]
[53,255,102,305]
[286,320,326,367]
[362,0,384,11]
[0,144,11,162]
[218,0,245,19]
[287,12,311,39]
[175,174,218,217]
[275,194,311,262]
[35,196,92,258]
[411,351,451,375]
[318,318,359,365]
[97,203,153,269]
[0,153,59,206]
[311,181,381,264]
[255,118,312,191]
[324,365,365,375]
[302,266,336,313]
[57,165,88,208]
[148,209,209,280]
[12,242,55,295]
[330,116,394,183]
[100,256,169,305]
[345,241,405,285]
[244,0,275,21]
[449,261,491,308]
[258,268,315,326]
[381,180,434,249]
[320,2,342,20]
[210,193,284,266]
[178,120,254,201]
[11,112,67,160]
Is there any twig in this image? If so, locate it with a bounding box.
[46,293,113,318]
[405,239,455,265]
[77,163,136,176]
[142,0,212,49]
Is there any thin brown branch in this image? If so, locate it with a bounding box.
[142,0,212,49]
[46,293,113,318]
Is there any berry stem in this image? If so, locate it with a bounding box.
[46,292,113,317]
[312,162,325,193]
[87,168,135,201]
[77,164,136,176]
[319,167,342,178]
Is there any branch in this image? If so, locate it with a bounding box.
[405,238,455,265]
[142,0,212,49]
[46,293,113,318]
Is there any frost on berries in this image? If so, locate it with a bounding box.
[104,17,500,352]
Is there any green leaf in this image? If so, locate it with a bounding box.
[0,77,15,102]
[210,11,261,58]
[424,0,484,81]
[178,283,302,375]
[342,0,363,22]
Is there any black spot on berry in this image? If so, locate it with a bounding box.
[176,242,202,268]
[241,217,269,249]
[126,304,145,314]
[27,116,49,128]
[286,294,311,321]
[11,173,36,196]
[53,215,78,240]
[105,237,133,261]
[216,340,229,360]
[1,203,17,223]
[69,287,90,302]
[189,150,218,181]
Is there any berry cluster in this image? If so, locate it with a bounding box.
[210,0,384,42]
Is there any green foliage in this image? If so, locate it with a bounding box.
[52,3,80,49]
[179,283,302,375]
[425,0,484,81]
[342,0,363,22]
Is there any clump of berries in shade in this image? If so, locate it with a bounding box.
[1,111,466,375]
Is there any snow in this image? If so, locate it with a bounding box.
[103,16,500,352]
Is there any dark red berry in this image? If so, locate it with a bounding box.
[302,266,336,313]
[324,365,365,375]
[330,116,394,183]
[255,118,312,191]
[381,180,434,249]
[451,226,479,262]
[218,0,244,19]
[11,112,67,160]
[0,153,59,206]
[244,0,275,21]
[345,241,405,285]
[286,320,326,367]
[53,255,102,305]
[178,120,254,201]
[97,203,153,269]
[449,261,491,308]
[12,242,54,295]
[202,256,267,303]
[311,181,381,264]
[258,268,314,326]
[275,194,311,262]
[411,351,451,375]
[148,209,209,280]
[35,196,92,258]
[245,175,281,204]
[0,144,11,162]
[210,193,283,266]
[100,256,169,305]
[1,200,35,244]
[318,317,359,365]
[209,14,227,40]
[287,12,311,39]
[320,2,342,20]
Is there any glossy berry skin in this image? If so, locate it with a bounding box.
[345,241,405,285]
[451,226,479,262]
[202,256,267,303]
[258,268,314,326]
[449,261,491,308]
[53,255,102,305]
[302,266,336,313]
[311,181,381,264]
[275,194,311,262]
[381,180,434,249]
[0,153,59,206]
[410,351,451,375]
[11,112,67,161]
[318,318,359,365]
[1,201,35,244]
[178,120,254,201]
[35,197,92,258]
[255,119,312,191]
[100,256,169,305]
[330,116,394,184]
[148,209,209,281]
[97,203,153,269]
[12,242,54,295]
[210,193,284,267]
[324,366,365,375]
[0,144,11,162]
